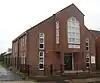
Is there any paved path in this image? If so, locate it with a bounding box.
[0,65,22,81]
[71,78,100,83]
[0,65,39,83]
[1,65,100,83]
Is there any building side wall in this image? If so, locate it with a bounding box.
[12,40,18,68]
[84,27,96,70]
[95,38,100,69]
[27,16,57,75]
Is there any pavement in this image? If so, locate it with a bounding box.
[71,78,100,83]
[0,65,22,81]
[0,65,100,83]
[0,65,38,83]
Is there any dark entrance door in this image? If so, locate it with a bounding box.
[64,53,72,70]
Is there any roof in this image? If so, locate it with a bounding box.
[84,26,96,38]
[90,30,100,37]
[27,3,84,32]
[12,31,26,42]
[4,51,12,55]
[56,3,84,16]
[12,3,84,42]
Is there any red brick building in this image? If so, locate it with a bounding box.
[90,30,100,70]
[12,4,96,75]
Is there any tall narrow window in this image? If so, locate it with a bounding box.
[67,17,80,48]
[39,51,44,70]
[86,53,90,68]
[39,33,44,49]
[56,21,60,44]
[85,38,89,51]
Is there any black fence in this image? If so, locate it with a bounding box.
[0,55,93,77]
[38,64,64,76]
[38,64,93,76]
[0,56,30,76]
[19,64,30,76]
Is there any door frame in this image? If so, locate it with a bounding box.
[64,53,74,71]
[72,53,74,70]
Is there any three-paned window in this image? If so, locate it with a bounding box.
[86,53,90,68]
[39,33,44,49]
[39,51,44,70]
[85,38,89,51]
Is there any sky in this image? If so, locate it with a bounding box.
[0,0,100,53]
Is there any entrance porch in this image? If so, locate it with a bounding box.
[64,52,84,71]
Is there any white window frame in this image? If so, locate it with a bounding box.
[85,53,90,68]
[39,33,45,50]
[85,38,89,51]
[39,51,44,70]
[67,17,80,48]
[56,21,60,44]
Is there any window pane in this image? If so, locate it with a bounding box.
[75,38,80,44]
[39,64,44,69]
[40,51,43,57]
[74,45,80,48]
[86,47,89,51]
[56,29,59,36]
[86,63,89,67]
[39,33,44,38]
[68,38,71,42]
[68,44,74,48]
[86,53,89,58]
[40,38,44,44]
[40,44,44,49]
[40,58,43,63]
[56,36,59,44]
[86,58,90,62]
[56,21,59,29]
[86,43,88,46]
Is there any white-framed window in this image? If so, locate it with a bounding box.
[39,51,44,70]
[56,21,60,44]
[86,53,90,68]
[39,33,44,49]
[67,17,80,48]
[85,38,89,51]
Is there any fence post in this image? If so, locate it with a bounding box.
[88,68,91,76]
[44,65,45,76]
[60,64,63,76]
[50,64,53,75]
[27,64,29,76]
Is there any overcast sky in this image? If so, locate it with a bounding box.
[0,0,100,53]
